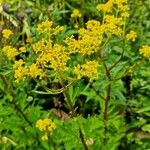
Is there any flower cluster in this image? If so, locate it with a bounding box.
[13,59,28,81]
[74,61,100,81]
[36,118,56,140]
[126,31,137,42]
[71,9,82,18]
[33,39,69,72]
[13,60,45,82]
[96,0,114,13]
[2,46,18,60]
[104,15,124,36]
[139,45,150,60]
[2,29,13,39]
[10,21,66,81]
[96,0,130,38]
[65,20,104,56]
[96,0,129,14]
[37,20,53,33]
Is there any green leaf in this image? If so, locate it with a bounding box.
[137,106,150,113]
[142,124,150,132]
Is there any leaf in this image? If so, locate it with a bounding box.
[137,106,150,113]
[142,124,150,133]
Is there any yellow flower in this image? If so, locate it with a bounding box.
[2,29,13,39]
[41,133,48,141]
[71,9,82,18]
[65,20,104,56]
[29,63,44,78]
[126,31,137,42]
[97,0,129,16]
[13,59,25,69]
[19,47,26,53]
[121,12,129,18]
[36,43,69,71]
[53,25,64,35]
[64,36,80,54]
[96,0,114,13]
[114,0,129,12]
[104,15,124,36]
[36,118,56,140]
[32,38,50,54]
[13,60,28,82]
[74,61,100,81]
[37,20,53,33]
[2,46,18,60]
[139,45,150,59]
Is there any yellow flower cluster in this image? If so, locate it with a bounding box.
[2,29,13,39]
[37,20,53,33]
[126,31,137,42]
[114,0,129,12]
[37,20,63,35]
[104,15,124,36]
[2,46,18,60]
[13,60,45,81]
[18,47,26,53]
[96,0,131,38]
[36,118,56,141]
[29,63,45,78]
[96,0,129,14]
[139,45,150,59]
[13,59,28,81]
[65,20,104,55]
[71,9,82,18]
[65,36,80,54]
[11,21,66,81]
[96,0,114,13]
[74,61,100,81]
[33,39,69,71]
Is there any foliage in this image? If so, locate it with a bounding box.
[0,0,150,149]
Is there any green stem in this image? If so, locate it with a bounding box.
[57,72,76,117]
[0,75,33,127]
[79,128,88,150]
[109,40,125,71]
[103,62,111,121]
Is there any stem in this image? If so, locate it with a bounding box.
[100,62,112,146]
[91,84,106,101]
[109,40,125,71]
[103,62,111,121]
[57,72,76,117]
[0,75,33,127]
[79,128,88,150]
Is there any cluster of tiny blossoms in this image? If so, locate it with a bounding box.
[36,119,56,140]
[1,0,141,83]
[96,0,137,41]
[96,0,129,14]
[71,9,82,18]
[2,29,13,39]
[126,31,137,42]
[12,20,66,81]
[2,46,18,60]
[139,45,150,60]
[74,61,100,82]
[65,20,104,55]
[11,19,101,82]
